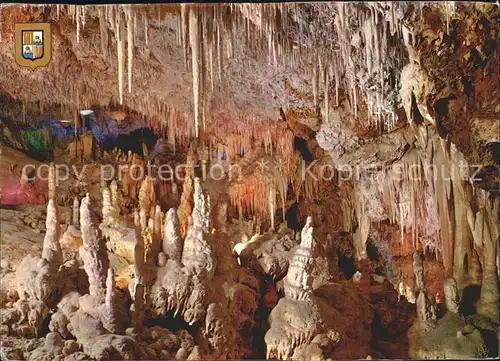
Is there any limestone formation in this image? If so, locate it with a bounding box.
[232,229,296,279]
[48,162,56,201]
[101,187,117,227]
[152,260,208,326]
[102,268,121,334]
[132,283,145,333]
[284,216,316,301]
[79,194,109,300]
[409,275,487,359]
[72,196,80,228]
[15,197,63,308]
[177,148,194,238]
[475,196,500,324]
[152,205,162,264]
[265,217,347,360]
[138,176,155,219]
[468,249,482,286]
[162,208,183,261]
[41,198,63,268]
[353,213,370,260]
[443,278,459,314]
[181,179,214,279]
[413,252,437,330]
[192,177,210,232]
[413,251,425,292]
[110,180,120,215]
[132,224,145,294]
[0,3,499,360]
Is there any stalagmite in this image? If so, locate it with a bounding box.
[132,283,144,333]
[72,196,80,228]
[189,7,201,138]
[269,186,276,231]
[284,216,316,301]
[181,179,214,279]
[110,180,120,215]
[468,249,481,285]
[443,278,459,314]
[42,199,63,269]
[48,163,56,201]
[101,187,117,227]
[102,268,120,334]
[133,222,145,285]
[192,178,210,232]
[79,194,109,300]
[413,252,437,330]
[353,213,370,260]
[178,149,194,238]
[476,195,500,324]
[163,208,183,261]
[152,205,162,264]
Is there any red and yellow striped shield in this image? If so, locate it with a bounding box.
[15,23,52,70]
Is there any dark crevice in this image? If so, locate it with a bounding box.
[147,310,199,334]
[104,127,158,156]
[410,92,424,125]
[285,202,301,230]
[337,252,357,280]
[433,97,453,118]
[460,285,480,316]
[293,136,313,162]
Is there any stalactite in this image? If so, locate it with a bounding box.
[0,8,3,43]
[189,8,201,138]
[444,2,456,34]
[99,7,108,58]
[181,4,189,69]
[81,6,86,29]
[209,38,214,92]
[115,7,125,104]
[324,71,329,123]
[126,6,133,94]
[312,66,318,108]
[200,11,207,134]
[144,14,148,45]
[76,5,80,44]
[269,186,276,231]
[133,11,137,40]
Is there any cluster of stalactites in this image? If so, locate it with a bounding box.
[382,126,499,290]
[60,3,419,140]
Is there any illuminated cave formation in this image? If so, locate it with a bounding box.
[0,2,499,360]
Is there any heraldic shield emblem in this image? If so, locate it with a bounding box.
[15,23,52,69]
